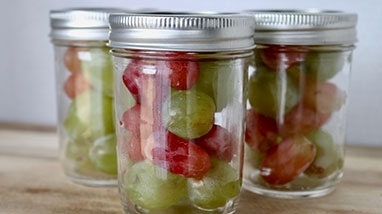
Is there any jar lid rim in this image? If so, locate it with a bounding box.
[49,8,138,40]
[108,13,256,52]
[245,10,358,45]
[247,9,357,30]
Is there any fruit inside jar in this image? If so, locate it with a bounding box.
[61,45,117,179]
[244,45,349,191]
[117,51,246,212]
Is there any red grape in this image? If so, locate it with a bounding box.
[156,52,199,90]
[193,124,234,162]
[152,131,211,178]
[124,133,145,162]
[279,104,331,137]
[122,104,142,134]
[245,109,278,154]
[64,47,86,73]
[121,104,158,162]
[260,45,307,71]
[260,135,316,185]
[303,81,347,114]
[63,73,92,99]
[121,105,144,162]
[122,59,156,103]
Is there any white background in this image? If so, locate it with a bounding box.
[0,0,381,146]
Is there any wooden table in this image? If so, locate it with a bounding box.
[1,127,382,214]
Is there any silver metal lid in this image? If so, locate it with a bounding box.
[50,8,127,41]
[247,10,358,45]
[108,13,256,52]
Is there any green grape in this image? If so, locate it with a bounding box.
[253,48,265,67]
[305,129,342,178]
[82,47,115,97]
[244,144,264,170]
[89,134,117,174]
[286,65,302,83]
[119,78,136,111]
[188,158,241,210]
[194,61,236,111]
[193,63,217,103]
[248,66,299,118]
[66,139,92,168]
[305,51,345,82]
[124,160,187,210]
[162,90,215,139]
[114,77,136,121]
[63,91,115,141]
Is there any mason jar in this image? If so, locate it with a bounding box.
[243,10,358,198]
[108,13,255,213]
[49,8,127,186]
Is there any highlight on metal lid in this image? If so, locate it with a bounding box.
[49,8,128,41]
[108,12,256,52]
[246,10,358,45]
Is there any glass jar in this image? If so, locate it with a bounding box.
[49,8,127,186]
[243,10,358,198]
[108,13,255,213]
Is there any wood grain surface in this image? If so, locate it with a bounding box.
[1,128,382,214]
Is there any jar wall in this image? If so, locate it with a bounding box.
[243,44,354,198]
[53,41,117,186]
[112,49,251,213]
